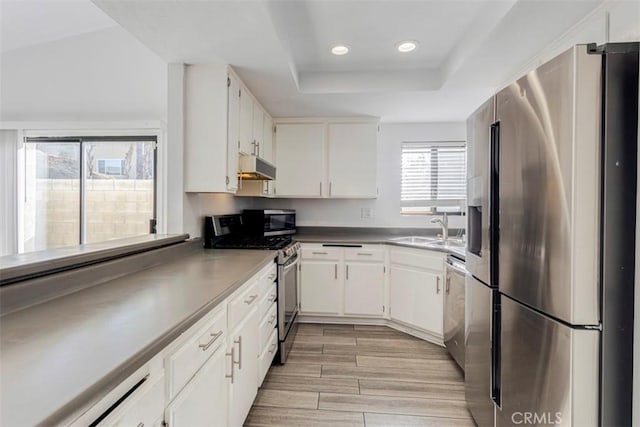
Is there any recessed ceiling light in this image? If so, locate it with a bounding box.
[331,45,349,56]
[397,41,418,53]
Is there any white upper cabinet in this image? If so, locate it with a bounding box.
[184,65,273,193]
[274,123,326,197]
[239,87,254,155]
[184,64,231,193]
[328,123,378,198]
[252,102,264,156]
[262,114,274,163]
[273,118,379,199]
[226,74,241,192]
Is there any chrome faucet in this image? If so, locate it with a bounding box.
[431,213,448,241]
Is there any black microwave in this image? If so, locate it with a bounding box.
[242,209,296,237]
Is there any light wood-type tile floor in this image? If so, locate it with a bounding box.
[245,323,474,427]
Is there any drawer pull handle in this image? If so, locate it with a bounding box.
[137,423,144,427]
[234,336,242,369]
[268,294,276,303]
[244,294,258,305]
[225,348,235,383]
[199,330,223,351]
[312,251,328,255]
[269,343,277,354]
[436,276,441,294]
[357,252,373,256]
[268,315,276,324]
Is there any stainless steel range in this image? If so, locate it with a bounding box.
[276,241,300,363]
[203,212,300,364]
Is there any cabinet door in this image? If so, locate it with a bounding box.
[239,87,254,155]
[274,123,325,197]
[252,103,264,154]
[228,308,258,427]
[300,261,341,314]
[390,265,443,336]
[262,114,274,163]
[164,346,229,427]
[328,123,378,198]
[226,75,240,191]
[344,263,385,316]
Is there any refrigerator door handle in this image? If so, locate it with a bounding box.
[489,122,500,288]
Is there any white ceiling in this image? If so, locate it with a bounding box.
[0,0,118,53]
[2,0,606,122]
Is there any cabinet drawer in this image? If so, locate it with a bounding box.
[390,247,444,272]
[259,303,278,352]
[258,282,278,320]
[228,279,261,331]
[108,373,165,427]
[166,306,226,399]
[301,246,342,260]
[258,263,277,296]
[258,329,278,386]
[344,246,384,262]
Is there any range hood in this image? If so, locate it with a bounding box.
[238,154,276,181]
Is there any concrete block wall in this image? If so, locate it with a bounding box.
[25,179,154,250]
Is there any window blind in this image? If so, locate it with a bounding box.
[401,141,466,213]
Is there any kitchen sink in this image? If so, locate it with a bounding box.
[389,236,465,249]
[427,239,466,248]
[388,236,439,245]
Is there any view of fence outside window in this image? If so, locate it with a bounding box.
[21,137,156,253]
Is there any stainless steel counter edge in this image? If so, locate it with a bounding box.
[58,251,277,427]
[0,234,190,285]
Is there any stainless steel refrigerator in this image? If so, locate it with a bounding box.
[465,43,639,427]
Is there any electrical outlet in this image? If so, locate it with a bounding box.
[361,207,374,219]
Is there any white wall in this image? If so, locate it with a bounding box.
[249,122,466,230]
[0,27,167,121]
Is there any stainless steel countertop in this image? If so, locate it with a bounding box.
[0,234,190,285]
[0,246,277,427]
[294,228,466,260]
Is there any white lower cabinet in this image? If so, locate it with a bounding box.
[299,244,386,317]
[344,262,385,316]
[298,243,446,341]
[389,265,443,335]
[389,246,445,338]
[258,329,278,386]
[164,345,228,427]
[228,307,259,427]
[80,260,279,427]
[300,260,341,314]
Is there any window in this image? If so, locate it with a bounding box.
[19,136,157,253]
[401,141,466,214]
[97,159,126,176]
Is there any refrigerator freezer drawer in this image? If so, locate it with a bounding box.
[465,275,496,427]
[496,295,598,427]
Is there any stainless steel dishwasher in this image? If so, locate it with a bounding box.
[444,253,466,371]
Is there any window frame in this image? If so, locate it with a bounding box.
[400,140,467,216]
[19,134,158,250]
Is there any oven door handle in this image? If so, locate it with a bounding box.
[283,255,299,271]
